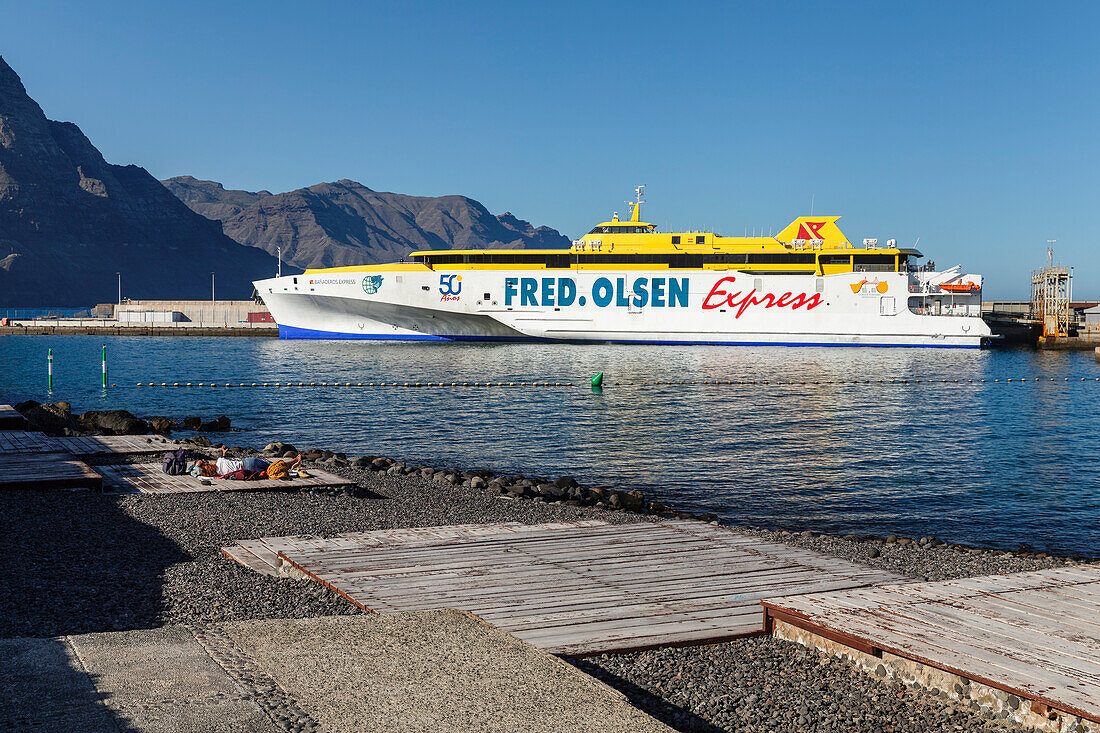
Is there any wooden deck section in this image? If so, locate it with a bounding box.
[238,519,904,656]
[223,521,612,577]
[0,405,29,430]
[0,431,178,456]
[762,566,1100,724]
[0,452,103,491]
[97,462,355,495]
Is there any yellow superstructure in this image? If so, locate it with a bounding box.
[306,188,920,277]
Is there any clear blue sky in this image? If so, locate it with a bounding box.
[4,0,1098,297]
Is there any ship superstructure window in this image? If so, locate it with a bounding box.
[671,236,681,244]
[414,251,818,269]
[587,225,651,234]
[696,235,705,244]
[853,254,896,272]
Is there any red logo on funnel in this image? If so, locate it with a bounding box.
[797,221,826,240]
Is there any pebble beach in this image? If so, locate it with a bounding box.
[1,428,1089,733]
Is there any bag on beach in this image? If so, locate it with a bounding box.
[162,448,188,475]
[266,460,288,480]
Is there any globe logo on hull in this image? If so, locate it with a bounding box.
[362,275,383,295]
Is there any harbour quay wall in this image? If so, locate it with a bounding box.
[114,300,270,325]
[0,322,277,337]
[1038,334,1100,350]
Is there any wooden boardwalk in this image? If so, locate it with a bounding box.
[223,521,612,577]
[0,405,29,430]
[0,452,103,491]
[762,566,1100,724]
[238,519,904,655]
[98,463,354,495]
[0,431,178,456]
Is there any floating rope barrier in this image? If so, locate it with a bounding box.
[132,377,1099,388]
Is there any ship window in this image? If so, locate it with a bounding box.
[696,235,705,244]
[819,255,851,265]
[292,277,298,284]
[671,236,681,245]
[853,254,896,272]
[483,292,491,300]
[669,254,704,268]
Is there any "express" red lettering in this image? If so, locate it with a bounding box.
[702,276,824,317]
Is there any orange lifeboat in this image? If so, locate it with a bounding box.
[939,281,979,293]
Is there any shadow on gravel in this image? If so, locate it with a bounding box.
[569,658,726,733]
[0,490,189,638]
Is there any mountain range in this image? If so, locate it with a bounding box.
[161,177,570,270]
[0,54,568,308]
[0,56,280,307]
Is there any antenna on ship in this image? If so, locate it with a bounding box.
[627,184,646,223]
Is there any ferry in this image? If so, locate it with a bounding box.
[255,187,991,347]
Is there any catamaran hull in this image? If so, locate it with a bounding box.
[256,269,991,348]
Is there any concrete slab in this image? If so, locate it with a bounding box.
[0,636,117,732]
[67,625,276,733]
[3,612,670,733]
[221,610,672,733]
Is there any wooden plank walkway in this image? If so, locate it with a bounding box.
[0,452,103,491]
[243,519,904,655]
[762,566,1100,724]
[97,463,355,495]
[0,431,178,456]
[0,405,29,430]
[223,521,613,577]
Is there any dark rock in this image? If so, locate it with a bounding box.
[147,416,175,434]
[370,457,392,470]
[469,476,486,490]
[22,401,76,433]
[78,409,149,435]
[696,512,719,523]
[618,490,646,513]
[181,417,202,430]
[648,501,668,514]
[14,399,40,413]
[351,457,371,468]
[553,476,579,489]
[608,492,623,510]
[537,483,566,499]
[198,415,231,432]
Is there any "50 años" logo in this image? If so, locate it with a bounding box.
[439,274,462,301]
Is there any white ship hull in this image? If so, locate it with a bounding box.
[255,268,991,348]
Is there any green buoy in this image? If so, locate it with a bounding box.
[591,372,604,389]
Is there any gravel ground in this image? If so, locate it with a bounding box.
[1,453,1090,733]
[0,463,638,638]
[574,637,1026,733]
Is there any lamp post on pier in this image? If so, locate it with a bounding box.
[211,272,215,304]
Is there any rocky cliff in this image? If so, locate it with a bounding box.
[0,56,281,307]
[163,176,570,269]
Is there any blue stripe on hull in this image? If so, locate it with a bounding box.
[278,324,981,348]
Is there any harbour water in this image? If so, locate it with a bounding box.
[1,335,1097,556]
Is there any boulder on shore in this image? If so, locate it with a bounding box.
[147,416,176,434]
[198,415,231,432]
[78,410,149,435]
[18,401,77,434]
[181,417,202,430]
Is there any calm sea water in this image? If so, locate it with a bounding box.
[1,335,1097,556]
